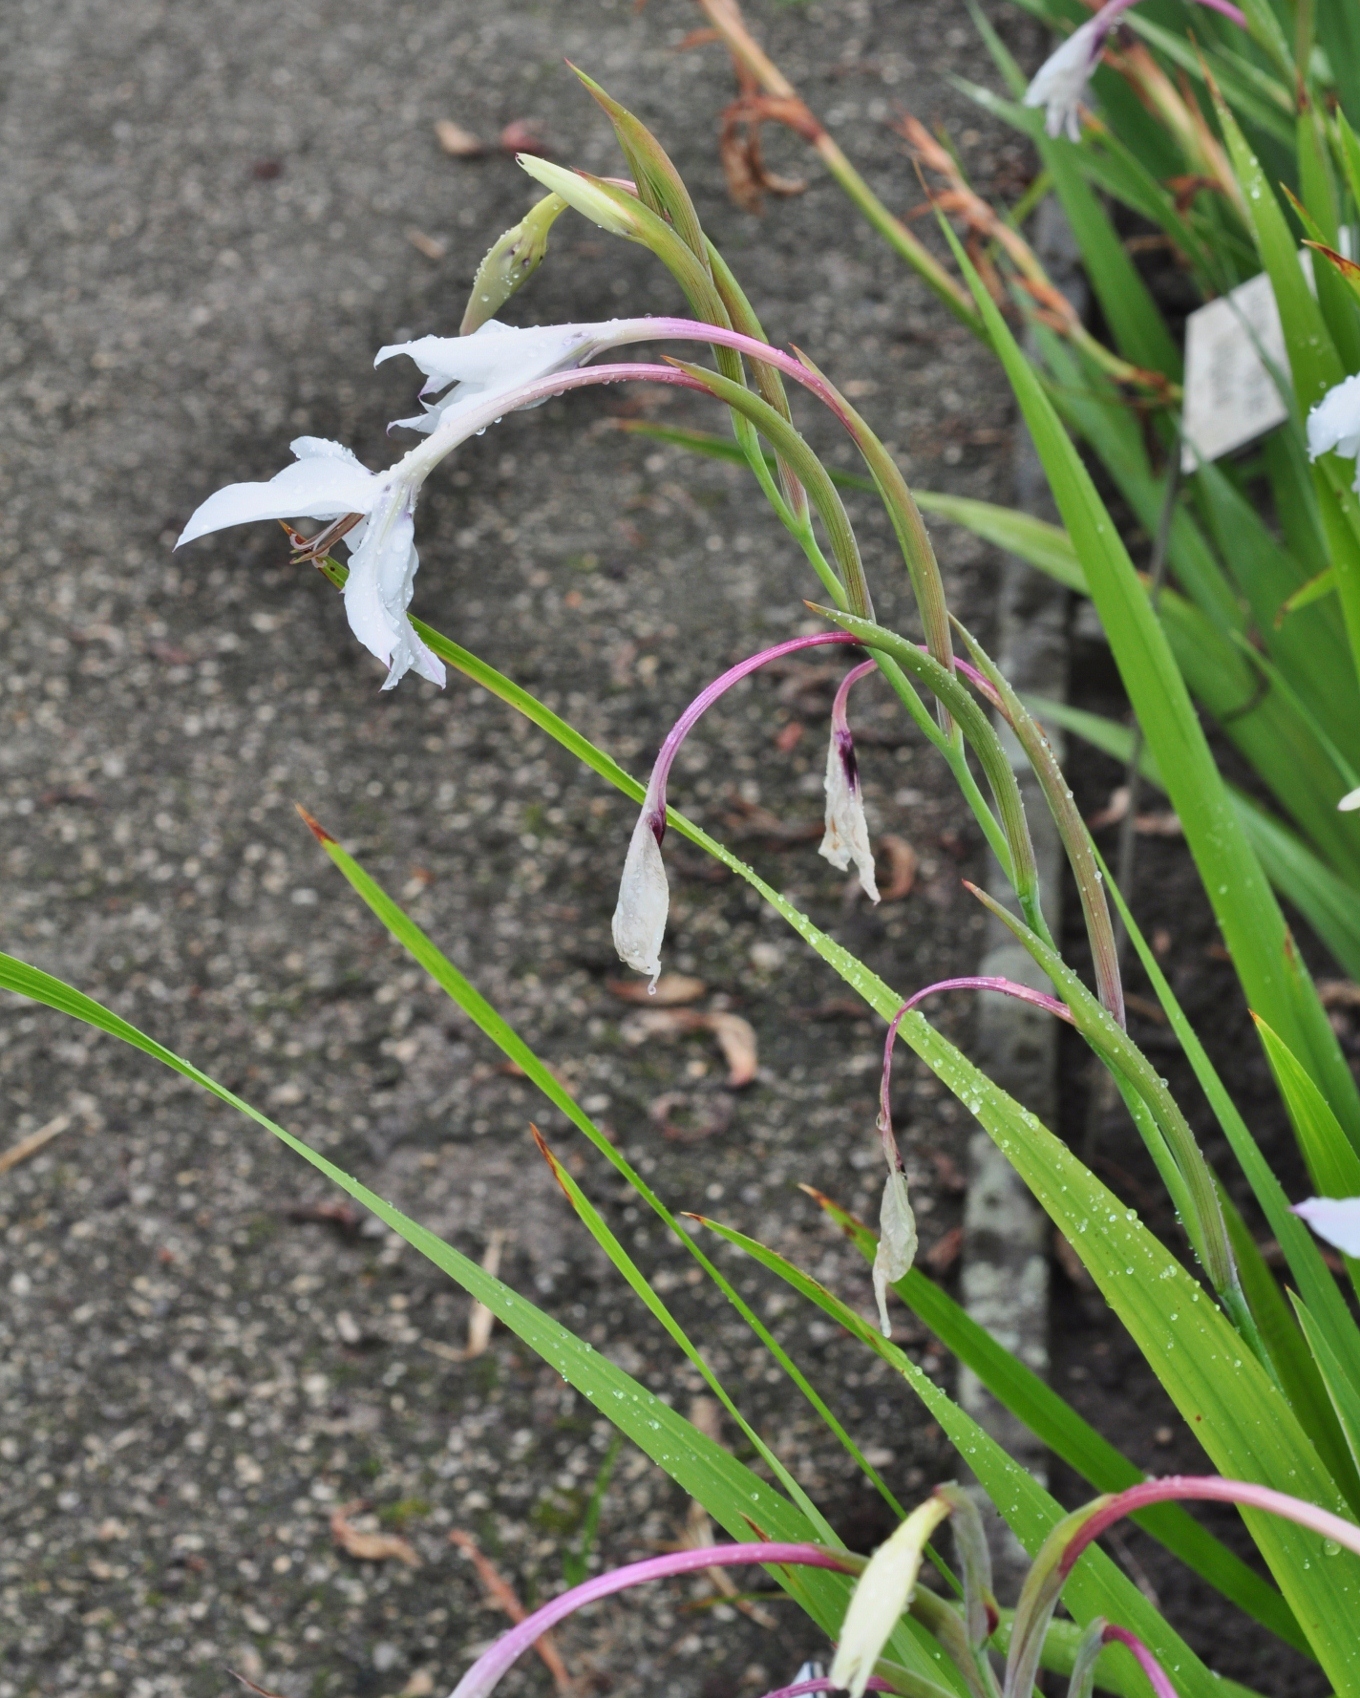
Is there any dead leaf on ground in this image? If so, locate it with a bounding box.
[284,1198,363,1232]
[330,1501,421,1567]
[434,119,487,157]
[649,1090,736,1142]
[1086,785,1182,835]
[721,792,821,843]
[876,834,917,902]
[422,1232,504,1361]
[449,1528,572,1692]
[1124,992,1167,1026]
[0,1113,71,1175]
[400,1672,436,1698]
[1319,979,1360,1009]
[607,973,707,1006]
[923,1225,963,1274]
[621,1008,758,1087]
[499,119,551,157]
[406,228,447,260]
[774,719,805,752]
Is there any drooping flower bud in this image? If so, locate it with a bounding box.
[612,806,668,989]
[819,659,879,901]
[828,1495,951,1698]
[516,155,639,237]
[871,1164,917,1337]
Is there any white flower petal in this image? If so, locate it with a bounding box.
[342,502,446,691]
[1022,15,1105,142]
[379,319,612,432]
[872,1168,918,1338]
[178,440,377,546]
[1339,786,1360,812]
[1294,1196,1360,1257]
[820,731,880,902]
[1307,373,1360,463]
[612,812,669,986]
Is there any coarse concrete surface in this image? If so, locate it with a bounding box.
[0,1,1042,1693]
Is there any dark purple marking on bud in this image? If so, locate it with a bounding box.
[836,726,860,794]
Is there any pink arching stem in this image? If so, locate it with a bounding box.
[1060,1476,1360,1579]
[448,1542,860,1698]
[637,631,866,839]
[832,658,879,732]
[878,979,1074,1160]
[1101,1626,1178,1698]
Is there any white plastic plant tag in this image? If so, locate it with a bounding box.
[1180,271,1290,472]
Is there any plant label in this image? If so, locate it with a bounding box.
[1181,270,1290,472]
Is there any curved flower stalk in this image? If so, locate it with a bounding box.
[1022,0,1245,141]
[613,631,864,983]
[446,1541,860,1698]
[820,659,881,901]
[871,979,1072,1333]
[1006,1475,1360,1698]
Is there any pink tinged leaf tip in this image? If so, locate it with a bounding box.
[447,1542,858,1698]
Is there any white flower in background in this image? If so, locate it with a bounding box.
[1293,1195,1360,1256]
[871,1166,918,1338]
[178,437,446,691]
[1339,787,1360,812]
[377,319,614,434]
[1307,372,1360,483]
[612,808,669,988]
[1022,10,1114,141]
[829,1496,951,1698]
[821,728,880,901]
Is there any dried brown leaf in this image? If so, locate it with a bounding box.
[499,119,550,157]
[607,973,707,1006]
[434,119,487,158]
[330,1501,421,1567]
[876,834,917,902]
[449,1529,572,1692]
[406,228,447,260]
[0,1113,70,1175]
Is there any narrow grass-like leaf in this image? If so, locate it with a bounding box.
[692,1213,1271,1698]
[934,208,1360,1151]
[807,1187,1309,1653]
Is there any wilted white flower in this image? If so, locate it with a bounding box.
[1308,372,1360,479]
[871,1166,918,1337]
[377,319,615,434]
[821,728,880,901]
[178,437,446,691]
[612,808,669,988]
[1022,11,1112,142]
[1293,1195,1360,1256]
[829,1496,951,1698]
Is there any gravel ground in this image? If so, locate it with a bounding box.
[0,2,1042,1694]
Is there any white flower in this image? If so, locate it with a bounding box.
[377,319,613,434]
[1308,372,1360,478]
[872,1167,918,1338]
[1293,1196,1360,1256]
[612,810,669,987]
[1339,787,1360,812]
[829,1496,951,1698]
[178,437,446,691]
[1022,13,1109,142]
[820,729,880,901]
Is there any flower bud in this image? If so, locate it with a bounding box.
[820,726,879,902]
[871,1165,917,1337]
[460,194,568,335]
[517,156,638,238]
[829,1496,951,1698]
[612,810,669,988]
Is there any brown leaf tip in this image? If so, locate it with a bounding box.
[295,803,336,845]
